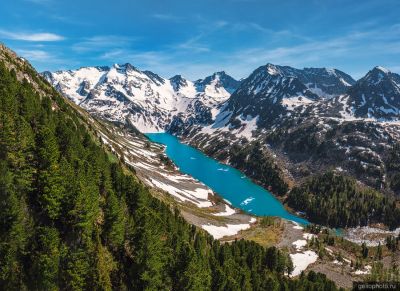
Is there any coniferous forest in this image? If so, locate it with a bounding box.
[287,172,400,229]
[229,141,289,196]
[385,143,400,194]
[0,50,341,290]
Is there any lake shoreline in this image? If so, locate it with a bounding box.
[146,132,309,225]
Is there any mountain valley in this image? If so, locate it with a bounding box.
[44,61,400,203]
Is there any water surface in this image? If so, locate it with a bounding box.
[146,133,309,225]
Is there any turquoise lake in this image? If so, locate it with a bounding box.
[146,133,309,225]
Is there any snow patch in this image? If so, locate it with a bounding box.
[149,178,213,208]
[213,204,236,216]
[354,265,372,275]
[202,217,256,239]
[292,240,307,250]
[292,222,304,230]
[290,251,318,277]
[282,96,314,111]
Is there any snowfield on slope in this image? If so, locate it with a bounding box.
[202,218,257,239]
[290,251,319,277]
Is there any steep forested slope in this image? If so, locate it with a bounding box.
[385,143,400,194]
[0,46,340,290]
[287,172,400,229]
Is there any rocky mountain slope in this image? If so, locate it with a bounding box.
[277,66,356,98]
[347,66,400,120]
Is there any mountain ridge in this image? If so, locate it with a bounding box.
[43,60,400,198]
[43,64,240,133]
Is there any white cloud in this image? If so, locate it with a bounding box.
[25,0,52,4]
[152,14,182,22]
[176,36,210,53]
[100,49,125,60]
[0,30,64,42]
[16,49,53,61]
[212,23,400,79]
[170,20,229,53]
[72,36,133,52]
[26,19,397,80]
[96,19,399,80]
[14,48,79,71]
[100,49,172,68]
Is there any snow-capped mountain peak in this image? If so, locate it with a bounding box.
[43,65,240,133]
[195,71,241,96]
[265,63,282,76]
[114,62,135,70]
[375,66,390,74]
[170,75,188,91]
[345,66,400,120]
[270,66,356,98]
[363,66,392,85]
[169,75,197,98]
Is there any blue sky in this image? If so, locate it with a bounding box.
[0,0,399,80]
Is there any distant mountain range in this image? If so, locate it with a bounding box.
[44,63,400,133]
[43,65,239,132]
[43,62,400,196]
